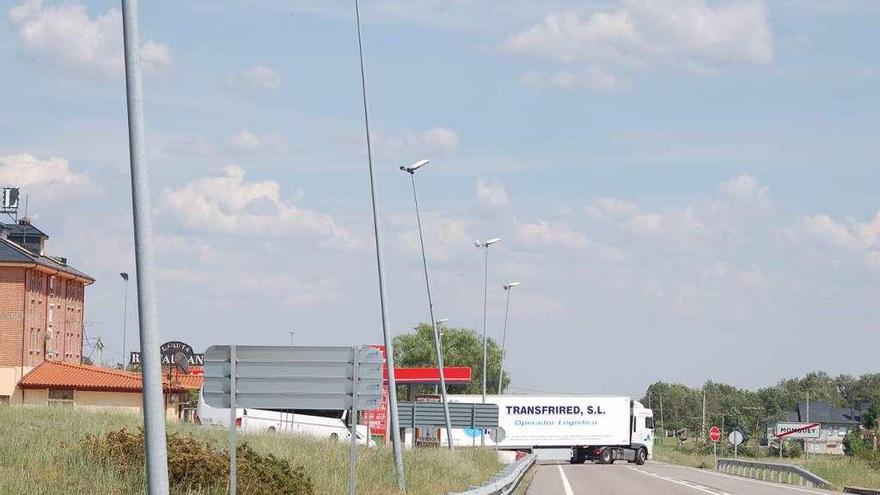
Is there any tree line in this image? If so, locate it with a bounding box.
[643,372,880,440]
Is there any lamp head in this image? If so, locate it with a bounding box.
[504,282,521,290]
[401,159,430,174]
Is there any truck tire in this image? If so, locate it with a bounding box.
[600,448,614,465]
[634,447,647,465]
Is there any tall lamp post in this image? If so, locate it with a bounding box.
[354,0,405,487]
[120,272,129,369]
[400,159,454,450]
[497,282,520,395]
[475,237,500,446]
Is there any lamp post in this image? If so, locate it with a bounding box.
[354,0,405,486]
[288,331,294,346]
[120,272,129,369]
[475,237,500,446]
[400,159,454,450]
[497,282,520,395]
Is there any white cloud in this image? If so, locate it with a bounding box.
[391,213,474,261]
[518,219,588,249]
[588,175,772,251]
[0,154,89,199]
[374,127,460,154]
[230,65,282,90]
[779,210,880,273]
[587,197,639,219]
[502,0,773,90]
[521,67,626,92]
[226,130,288,155]
[163,165,356,248]
[719,174,771,210]
[9,0,172,77]
[476,178,510,207]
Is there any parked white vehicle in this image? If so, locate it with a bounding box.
[437,395,653,464]
[196,388,373,446]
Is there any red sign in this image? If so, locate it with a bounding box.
[362,345,388,441]
[385,366,472,385]
[709,426,721,442]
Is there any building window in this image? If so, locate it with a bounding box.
[48,389,74,406]
[0,395,9,405]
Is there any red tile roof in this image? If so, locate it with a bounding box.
[19,361,203,392]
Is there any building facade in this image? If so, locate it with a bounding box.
[0,220,93,404]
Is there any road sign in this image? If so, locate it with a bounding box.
[203,345,383,410]
[709,426,721,442]
[775,422,821,439]
[203,345,383,495]
[729,430,744,446]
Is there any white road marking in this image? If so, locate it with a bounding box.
[664,464,833,494]
[557,465,575,495]
[628,467,731,495]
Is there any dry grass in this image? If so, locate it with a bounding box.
[0,406,501,495]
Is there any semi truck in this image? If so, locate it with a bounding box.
[438,395,654,464]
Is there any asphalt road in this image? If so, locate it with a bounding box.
[526,461,838,495]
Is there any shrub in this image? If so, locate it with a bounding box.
[83,428,313,495]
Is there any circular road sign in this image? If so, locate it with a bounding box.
[729,430,744,446]
[709,426,721,442]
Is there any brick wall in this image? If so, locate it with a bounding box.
[0,266,88,369]
[0,267,26,367]
[61,279,85,363]
[25,270,47,367]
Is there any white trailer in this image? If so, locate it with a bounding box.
[440,395,653,464]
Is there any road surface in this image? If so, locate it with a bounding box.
[526,461,838,495]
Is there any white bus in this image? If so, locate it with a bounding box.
[195,388,374,446]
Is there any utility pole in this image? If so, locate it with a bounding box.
[660,394,665,442]
[701,390,707,442]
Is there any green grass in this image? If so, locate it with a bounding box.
[652,438,880,490]
[0,406,501,495]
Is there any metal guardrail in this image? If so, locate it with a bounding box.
[447,454,537,495]
[844,487,880,494]
[716,458,832,489]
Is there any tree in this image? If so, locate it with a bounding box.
[393,323,509,395]
[863,403,879,430]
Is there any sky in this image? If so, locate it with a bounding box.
[1,0,879,397]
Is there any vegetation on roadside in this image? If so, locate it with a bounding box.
[0,406,501,495]
[84,428,313,494]
[653,437,880,490]
[643,371,880,443]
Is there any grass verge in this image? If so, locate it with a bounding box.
[652,439,880,490]
[0,406,500,494]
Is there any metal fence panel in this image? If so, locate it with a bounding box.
[398,402,498,429]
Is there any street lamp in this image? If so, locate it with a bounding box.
[120,272,129,369]
[497,282,520,395]
[400,159,454,450]
[475,237,500,446]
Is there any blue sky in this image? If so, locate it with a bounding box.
[2,0,879,396]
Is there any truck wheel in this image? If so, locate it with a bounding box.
[600,449,613,465]
[634,448,647,465]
